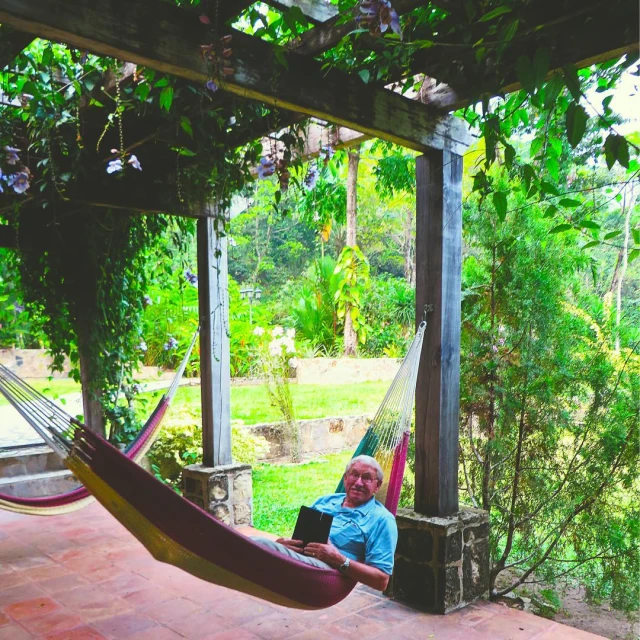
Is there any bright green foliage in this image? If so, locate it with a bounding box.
[290,257,344,355]
[147,409,269,489]
[360,276,414,357]
[334,245,371,344]
[459,168,639,609]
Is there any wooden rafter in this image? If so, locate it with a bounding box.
[408,1,639,111]
[0,0,471,154]
[0,24,32,68]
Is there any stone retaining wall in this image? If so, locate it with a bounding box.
[248,415,370,461]
[295,357,401,385]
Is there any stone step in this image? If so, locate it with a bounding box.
[0,445,66,477]
[0,469,81,498]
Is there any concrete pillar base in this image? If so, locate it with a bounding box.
[391,507,489,614]
[182,463,252,527]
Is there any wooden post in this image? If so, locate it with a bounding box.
[414,149,463,516]
[197,210,232,467]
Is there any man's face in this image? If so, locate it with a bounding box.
[343,461,382,506]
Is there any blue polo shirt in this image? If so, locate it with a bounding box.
[311,493,398,575]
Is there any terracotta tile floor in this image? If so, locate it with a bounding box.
[0,504,604,639]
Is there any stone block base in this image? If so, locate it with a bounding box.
[392,507,489,614]
[182,463,252,527]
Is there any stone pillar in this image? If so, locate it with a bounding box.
[392,507,489,614]
[182,463,252,527]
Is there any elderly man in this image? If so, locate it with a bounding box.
[254,455,398,591]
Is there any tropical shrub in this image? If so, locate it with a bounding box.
[148,408,269,489]
[290,257,344,355]
[360,275,415,357]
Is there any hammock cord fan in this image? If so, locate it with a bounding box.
[0,328,199,515]
[0,322,426,610]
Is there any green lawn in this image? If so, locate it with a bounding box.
[1,377,389,422]
[142,380,389,425]
[0,378,81,407]
[252,450,353,537]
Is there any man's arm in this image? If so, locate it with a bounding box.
[303,542,390,591]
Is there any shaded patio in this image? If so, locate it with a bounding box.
[1,504,603,640]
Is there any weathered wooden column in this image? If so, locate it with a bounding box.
[198,213,232,467]
[414,149,462,516]
[393,147,489,613]
[182,206,252,527]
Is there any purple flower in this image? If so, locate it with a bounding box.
[4,146,20,165]
[163,336,179,351]
[13,302,25,313]
[205,80,219,92]
[184,269,198,286]
[137,340,148,352]
[107,158,123,174]
[131,383,143,394]
[0,169,3,194]
[11,172,29,194]
[492,344,499,353]
[304,165,319,190]
[143,294,153,307]
[128,154,142,171]
[320,144,335,161]
[257,156,275,179]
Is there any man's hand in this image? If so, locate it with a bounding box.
[303,542,345,568]
[275,537,304,552]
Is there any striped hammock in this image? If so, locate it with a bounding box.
[0,328,199,515]
[0,322,425,609]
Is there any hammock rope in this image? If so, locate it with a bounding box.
[0,327,200,515]
[337,320,426,509]
[0,322,425,609]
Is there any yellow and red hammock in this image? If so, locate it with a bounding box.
[0,322,425,609]
[0,328,199,515]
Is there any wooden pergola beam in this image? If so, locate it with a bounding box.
[0,0,471,154]
[0,24,32,67]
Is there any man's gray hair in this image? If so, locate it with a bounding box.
[345,455,384,482]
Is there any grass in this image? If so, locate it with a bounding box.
[0,378,81,407]
[141,380,389,425]
[1,376,388,422]
[252,450,353,537]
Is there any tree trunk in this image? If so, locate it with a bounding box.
[404,206,415,286]
[76,305,106,438]
[344,146,360,356]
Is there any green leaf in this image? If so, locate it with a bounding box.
[516,56,536,94]
[544,205,558,218]
[358,69,370,84]
[580,221,600,230]
[562,64,582,101]
[479,6,511,21]
[180,116,193,138]
[533,47,551,89]
[540,181,560,197]
[493,192,508,222]
[159,85,174,111]
[504,144,516,168]
[604,230,622,240]
[177,148,196,156]
[549,224,573,234]
[581,241,600,250]
[565,103,587,148]
[559,198,581,208]
[543,74,564,109]
[632,227,640,244]
[604,133,618,169]
[616,136,630,168]
[628,249,640,264]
